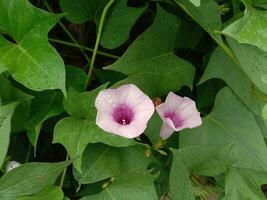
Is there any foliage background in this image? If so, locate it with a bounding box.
[0,0,267,199]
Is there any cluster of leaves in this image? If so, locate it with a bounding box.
[0,0,267,199]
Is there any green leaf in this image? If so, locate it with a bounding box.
[227,38,267,96]
[180,87,267,171]
[144,113,161,145]
[0,161,71,198]
[174,0,222,44]
[0,102,18,168]
[113,71,194,98]
[82,169,157,200]
[189,0,200,7]
[53,117,136,172]
[200,47,265,117]
[170,149,194,200]
[99,0,146,49]
[0,0,66,93]
[63,84,108,120]
[17,186,64,200]
[197,79,225,110]
[27,66,87,151]
[74,144,151,184]
[27,91,64,151]
[223,0,267,53]
[170,146,231,200]
[224,167,267,200]
[176,21,204,49]
[65,65,88,92]
[177,146,232,176]
[106,5,195,97]
[60,0,145,49]
[0,75,32,104]
[252,0,267,9]
[59,0,108,23]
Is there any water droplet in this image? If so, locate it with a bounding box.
[97,101,103,105]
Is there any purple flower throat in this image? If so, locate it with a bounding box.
[112,104,134,125]
[164,111,183,128]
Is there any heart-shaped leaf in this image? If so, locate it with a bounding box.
[0,0,66,93]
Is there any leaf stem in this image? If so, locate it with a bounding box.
[44,1,91,64]
[213,31,239,65]
[87,0,115,85]
[59,153,69,189]
[48,38,119,59]
[24,144,32,163]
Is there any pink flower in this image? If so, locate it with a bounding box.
[95,84,154,139]
[156,92,202,140]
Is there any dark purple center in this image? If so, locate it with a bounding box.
[112,104,134,125]
[164,111,183,128]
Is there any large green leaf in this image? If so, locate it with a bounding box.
[227,38,267,96]
[65,65,88,92]
[17,186,64,200]
[99,0,146,49]
[0,75,32,104]
[27,91,64,151]
[200,47,265,118]
[223,0,267,53]
[59,0,108,23]
[0,0,66,93]
[170,149,194,200]
[54,117,136,172]
[0,161,71,198]
[170,146,231,200]
[0,102,18,168]
[181,87,267,172]
[82,169,157,200]
[26,65,87,152]
[180,88,267,199]
[74,144,150,184]
[106,5,195,97]
[60,0,145,49]
[224,167,267,200]
[174,0,222,44]
[177,146,231,176]
[100,0,148,49]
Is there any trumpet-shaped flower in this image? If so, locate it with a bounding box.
[156,92,202,140]
[95,84,154,139]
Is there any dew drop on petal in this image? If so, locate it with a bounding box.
[97,100,103,105]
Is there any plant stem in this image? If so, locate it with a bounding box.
[24,144,32,163]
[49,38,119,59]
[87,0,115,84]
[44,1,91,64]
[59,153,69,189]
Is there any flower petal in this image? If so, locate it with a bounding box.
[156,92,202,139]
[160,123,175,140]
[117,84,151,107]
[165,92,184,110]
[181,111,202,129]
[95,84,154,139]
[114,121,147,139]
[95,89,119,112]
[96,111,119,133]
